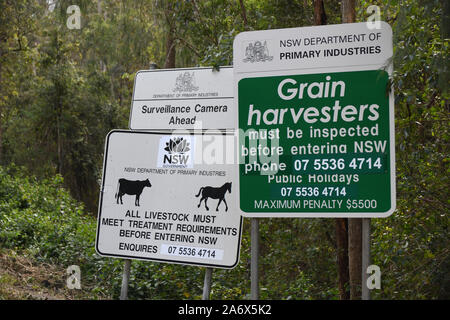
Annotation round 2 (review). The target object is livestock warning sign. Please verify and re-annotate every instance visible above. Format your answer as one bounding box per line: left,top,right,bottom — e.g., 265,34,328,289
129,67,234,130
233,22,395,218
95,130,242,268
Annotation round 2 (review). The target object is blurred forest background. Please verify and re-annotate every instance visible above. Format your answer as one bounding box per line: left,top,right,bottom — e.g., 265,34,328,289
0,0,448,299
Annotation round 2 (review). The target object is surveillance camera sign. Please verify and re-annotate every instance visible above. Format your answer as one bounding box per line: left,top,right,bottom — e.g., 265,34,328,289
129,67,234,130
233,22,395,218
96,130,242,268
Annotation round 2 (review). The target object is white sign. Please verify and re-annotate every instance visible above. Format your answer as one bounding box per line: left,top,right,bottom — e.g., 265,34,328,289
96,130,242,268
129,67,234,130
233,22,396,218
233,22,393,73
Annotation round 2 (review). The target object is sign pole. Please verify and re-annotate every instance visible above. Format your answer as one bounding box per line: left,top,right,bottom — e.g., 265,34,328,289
119,259,131,300
202,267,213,300
119,63,159,302
118,63,156,301
362,218,371,300
251,218,259,300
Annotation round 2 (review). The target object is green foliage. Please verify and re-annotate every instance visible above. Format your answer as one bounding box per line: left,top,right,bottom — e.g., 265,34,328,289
0,0,448,300
0,165,339,299
357,0,450,299
0,165,200,299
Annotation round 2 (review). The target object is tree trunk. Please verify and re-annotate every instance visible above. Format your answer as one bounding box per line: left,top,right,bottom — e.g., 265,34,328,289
165,30,176,68
341,0,361,300
164,3,176,69
313,0,349,300
0,66,2,164
348,218,362,299
341,0,355,23
443,0,450,39
335,218,350,299
313,0,327,25
56,103,63,175
239,0,248,29
0,106,3,164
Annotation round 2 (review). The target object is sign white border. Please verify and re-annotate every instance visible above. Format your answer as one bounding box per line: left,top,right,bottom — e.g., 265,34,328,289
233,22,396,218
129,66,234,130
95,130,243,269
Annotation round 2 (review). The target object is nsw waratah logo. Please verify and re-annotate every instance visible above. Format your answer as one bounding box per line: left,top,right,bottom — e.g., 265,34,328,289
164,137,190,154
158,136,194,168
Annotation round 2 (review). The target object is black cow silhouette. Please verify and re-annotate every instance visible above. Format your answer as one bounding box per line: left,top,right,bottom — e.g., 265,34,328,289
115,178,151,206
195,182,232,212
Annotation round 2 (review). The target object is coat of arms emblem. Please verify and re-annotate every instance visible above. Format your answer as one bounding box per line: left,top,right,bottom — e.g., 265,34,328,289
243,40,273,63
173,71,199,92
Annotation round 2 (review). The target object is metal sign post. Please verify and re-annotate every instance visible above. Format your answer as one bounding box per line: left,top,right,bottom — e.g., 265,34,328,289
119,259,131,300
250,218,259,300
362,218,371,300
117,64,159,301
202,267,213,300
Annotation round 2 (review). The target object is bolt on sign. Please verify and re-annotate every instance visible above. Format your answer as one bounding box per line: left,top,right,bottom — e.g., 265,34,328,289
129,67,234,130
96,130,242,268
233,22,395,218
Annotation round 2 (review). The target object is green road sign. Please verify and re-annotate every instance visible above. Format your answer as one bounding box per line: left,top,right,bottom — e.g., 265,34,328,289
234,22,395,217
237,69,395,217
